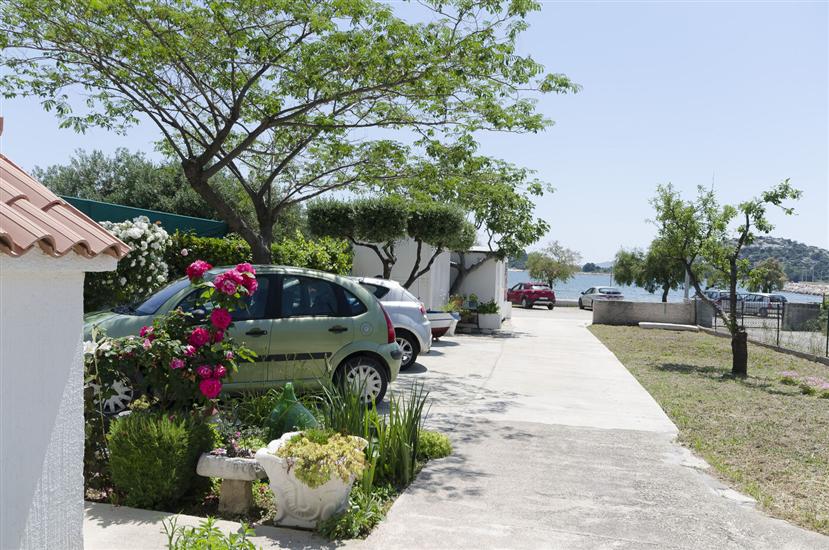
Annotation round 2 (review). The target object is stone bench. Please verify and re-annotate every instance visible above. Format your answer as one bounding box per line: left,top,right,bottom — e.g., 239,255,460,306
196,454,267,515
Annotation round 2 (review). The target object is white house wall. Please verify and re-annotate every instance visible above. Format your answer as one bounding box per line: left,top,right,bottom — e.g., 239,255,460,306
0,252,115,550
451,252,508,318
351,239,450,310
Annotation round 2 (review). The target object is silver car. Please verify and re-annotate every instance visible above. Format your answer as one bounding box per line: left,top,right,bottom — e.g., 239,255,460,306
352,277,432,369
578,287,624,310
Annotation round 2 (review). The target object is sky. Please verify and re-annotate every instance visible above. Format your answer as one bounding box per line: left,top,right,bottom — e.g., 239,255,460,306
1,1,827,262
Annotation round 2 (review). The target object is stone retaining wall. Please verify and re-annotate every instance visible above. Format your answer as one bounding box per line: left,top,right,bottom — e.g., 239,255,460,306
592,300,697,326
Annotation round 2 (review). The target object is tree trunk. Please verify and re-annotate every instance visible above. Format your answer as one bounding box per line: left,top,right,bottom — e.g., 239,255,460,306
731,330,748,377
661,284,670,302
449,252,488,295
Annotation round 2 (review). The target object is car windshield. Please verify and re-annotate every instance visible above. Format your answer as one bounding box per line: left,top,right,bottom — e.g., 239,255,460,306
530,285,550,290
132,278,192,315
359,282,391,299
598,288,621,294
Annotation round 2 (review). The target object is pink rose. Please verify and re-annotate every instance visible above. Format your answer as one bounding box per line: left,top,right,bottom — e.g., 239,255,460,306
210,308,232,330
196,365,213,379
183,345,196,357
186,260,212,281
180,248,189,257
199,378,222,399
170,358,185,370
224,350,234,360
241,274,258,294
188,327,211,348
214,270,244,295
235,263,255,274
214,365,228,379
212,330,225,344
142,338,152,350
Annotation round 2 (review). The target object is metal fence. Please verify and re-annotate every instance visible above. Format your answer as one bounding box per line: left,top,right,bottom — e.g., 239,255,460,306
711,297,829,358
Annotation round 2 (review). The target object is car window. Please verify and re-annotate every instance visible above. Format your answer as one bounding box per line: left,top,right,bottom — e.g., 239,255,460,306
599,288,621,295
530,284,550,290
134,278,192,315
281,276,340,317
343,288,368,316
585,288,594,294
359,282,391,300
176,277,270,321
510,284,521,291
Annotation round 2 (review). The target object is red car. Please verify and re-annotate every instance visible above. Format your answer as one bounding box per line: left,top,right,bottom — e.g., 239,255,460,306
507,282,556,310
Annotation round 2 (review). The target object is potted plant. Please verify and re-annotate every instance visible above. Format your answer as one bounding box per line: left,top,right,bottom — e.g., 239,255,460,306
255,429,367,528
477,300,501,330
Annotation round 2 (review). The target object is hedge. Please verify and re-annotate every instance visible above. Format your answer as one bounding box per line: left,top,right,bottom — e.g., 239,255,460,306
166,231,352,277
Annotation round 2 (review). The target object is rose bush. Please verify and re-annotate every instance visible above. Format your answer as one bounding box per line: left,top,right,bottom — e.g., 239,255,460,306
85,216,171,311
85,261,258,410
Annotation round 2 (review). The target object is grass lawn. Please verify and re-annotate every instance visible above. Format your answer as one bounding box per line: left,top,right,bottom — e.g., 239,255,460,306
589,325,829,535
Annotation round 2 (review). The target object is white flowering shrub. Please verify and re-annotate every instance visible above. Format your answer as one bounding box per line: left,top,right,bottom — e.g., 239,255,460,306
84,216,172,311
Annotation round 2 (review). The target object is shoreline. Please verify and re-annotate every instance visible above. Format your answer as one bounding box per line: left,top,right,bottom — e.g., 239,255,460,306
783,281,829,297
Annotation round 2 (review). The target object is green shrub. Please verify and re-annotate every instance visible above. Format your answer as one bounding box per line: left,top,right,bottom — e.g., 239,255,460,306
163,516,257,550
108,412,216,509
317,485,393,540
167,232,252,276
417,431,452,460
232,389,283,426
166,231,351,275
271,231,352,275
476,299,499,314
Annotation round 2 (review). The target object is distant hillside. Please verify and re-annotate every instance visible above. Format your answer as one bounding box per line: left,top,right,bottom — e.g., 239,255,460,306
741,236,829,282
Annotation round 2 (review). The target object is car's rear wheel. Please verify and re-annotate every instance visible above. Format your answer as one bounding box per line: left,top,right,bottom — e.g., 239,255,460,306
521,297,531,309
396,331,420,370
759,307,768,318
547,303,554,310
339,355,388,403
578,298,584,310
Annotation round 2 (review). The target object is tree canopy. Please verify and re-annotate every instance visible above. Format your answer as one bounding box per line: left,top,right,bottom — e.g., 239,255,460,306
612,240,686,302
1,0,578,261
525,241,581,288
650,180,800,376
745,257,788,293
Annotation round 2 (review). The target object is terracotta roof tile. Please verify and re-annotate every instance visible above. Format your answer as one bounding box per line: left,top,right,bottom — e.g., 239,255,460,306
0,154,130,259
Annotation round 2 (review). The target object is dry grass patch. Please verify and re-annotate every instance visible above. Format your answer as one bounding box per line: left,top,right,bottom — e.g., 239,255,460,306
589,325,829,535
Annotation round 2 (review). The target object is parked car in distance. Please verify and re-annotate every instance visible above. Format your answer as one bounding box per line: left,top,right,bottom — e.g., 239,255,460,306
702,289,745,310
743,292,787,317
84,266,402,411
507,282,556,309
578,287,623,310
352,277,431,370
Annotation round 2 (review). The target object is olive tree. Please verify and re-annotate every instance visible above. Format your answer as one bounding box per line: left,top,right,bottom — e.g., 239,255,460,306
525,241,581,289
651,181,800,376
613,239,686,302
0,0,578,262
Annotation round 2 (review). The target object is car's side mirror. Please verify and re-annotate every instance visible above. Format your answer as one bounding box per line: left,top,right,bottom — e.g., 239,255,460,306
580,291,585,295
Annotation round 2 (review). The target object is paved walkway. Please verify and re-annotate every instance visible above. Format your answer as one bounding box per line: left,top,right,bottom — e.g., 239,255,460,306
84,308,829,549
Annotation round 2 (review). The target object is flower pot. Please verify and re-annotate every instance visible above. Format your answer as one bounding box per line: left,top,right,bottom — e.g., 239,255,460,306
478,313,501,330
255,431,367,529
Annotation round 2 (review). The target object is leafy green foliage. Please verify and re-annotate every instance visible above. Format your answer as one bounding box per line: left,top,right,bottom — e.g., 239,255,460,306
613,239,686,302
0,0,577,260
417,431,452,460
744,258,788,293
33,149,226,219
165,232,351,276
526,241,581,288
163,516,258,550
317,485,394,540
276,430,367,489
108,412,216,509
476,300,499,314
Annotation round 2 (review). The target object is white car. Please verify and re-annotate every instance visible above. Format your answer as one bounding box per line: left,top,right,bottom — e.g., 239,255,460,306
578,287,624,310
353,277,431,369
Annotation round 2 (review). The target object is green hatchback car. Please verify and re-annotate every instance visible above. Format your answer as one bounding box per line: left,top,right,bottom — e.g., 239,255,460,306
84,266,402,405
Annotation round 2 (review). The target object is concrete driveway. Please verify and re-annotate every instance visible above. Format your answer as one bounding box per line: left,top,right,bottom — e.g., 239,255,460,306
85,308,828,549
357,307,829,550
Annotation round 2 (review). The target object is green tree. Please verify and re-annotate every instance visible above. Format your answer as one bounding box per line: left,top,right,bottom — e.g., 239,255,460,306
403,203,474,288
651,180,800,376
307,197,408,279
33,149,221,219
612,240,686,302
745,257,788,293
1,0,578,263
582,262,599,273
525,242,581,288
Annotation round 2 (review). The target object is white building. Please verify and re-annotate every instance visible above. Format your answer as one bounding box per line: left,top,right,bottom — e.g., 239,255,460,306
0,146,129,549
351,240,508,319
